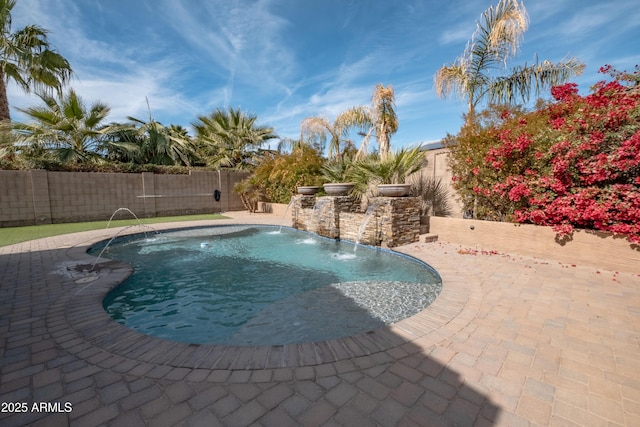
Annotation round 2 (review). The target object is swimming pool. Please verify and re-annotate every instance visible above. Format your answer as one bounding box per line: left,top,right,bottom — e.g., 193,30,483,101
95,225,441,346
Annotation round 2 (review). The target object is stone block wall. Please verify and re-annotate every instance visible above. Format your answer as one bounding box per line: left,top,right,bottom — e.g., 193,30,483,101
0,169,248,227
291,195,420,247
291,195,317,232
378,197,421,247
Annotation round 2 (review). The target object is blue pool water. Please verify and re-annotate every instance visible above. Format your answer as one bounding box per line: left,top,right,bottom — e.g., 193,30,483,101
95,225,441,345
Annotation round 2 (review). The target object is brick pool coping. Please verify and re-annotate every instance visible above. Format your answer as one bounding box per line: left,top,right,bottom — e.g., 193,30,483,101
50,220,470,371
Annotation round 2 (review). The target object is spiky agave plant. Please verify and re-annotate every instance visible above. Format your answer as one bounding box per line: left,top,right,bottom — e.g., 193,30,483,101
409,172,452,217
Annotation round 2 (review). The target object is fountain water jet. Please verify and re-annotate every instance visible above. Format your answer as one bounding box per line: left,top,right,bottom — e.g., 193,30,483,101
277,199,295,233
91,224,159,271
311,198,331,234
91,208,158,270
354,202,383,252
105,207,141,229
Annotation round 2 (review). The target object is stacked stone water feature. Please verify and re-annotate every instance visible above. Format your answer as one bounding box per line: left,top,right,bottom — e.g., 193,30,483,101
291,191,420,248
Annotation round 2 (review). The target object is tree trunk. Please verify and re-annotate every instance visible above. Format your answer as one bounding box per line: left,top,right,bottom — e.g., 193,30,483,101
378,125,390,160
0,69,11,122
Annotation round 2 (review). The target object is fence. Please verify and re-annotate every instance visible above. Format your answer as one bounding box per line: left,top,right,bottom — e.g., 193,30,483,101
0,169,249,227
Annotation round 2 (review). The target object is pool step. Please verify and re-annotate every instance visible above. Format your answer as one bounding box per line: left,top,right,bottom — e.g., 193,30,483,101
422,233,438,243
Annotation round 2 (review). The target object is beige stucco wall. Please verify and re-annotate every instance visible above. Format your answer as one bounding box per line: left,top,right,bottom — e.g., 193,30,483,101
429,216,640,273
421,147,464,218
0,169,248,227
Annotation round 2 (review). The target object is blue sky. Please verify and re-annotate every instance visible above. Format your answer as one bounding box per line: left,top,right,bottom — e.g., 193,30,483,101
8,0,640,150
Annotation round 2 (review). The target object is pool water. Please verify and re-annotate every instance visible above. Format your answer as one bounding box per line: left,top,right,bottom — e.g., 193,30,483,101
96,225,441,345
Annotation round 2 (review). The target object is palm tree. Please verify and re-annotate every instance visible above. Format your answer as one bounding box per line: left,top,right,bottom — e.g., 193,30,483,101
0,0,73,121
434,0,584,119
125,116,196,166
8,89,115,163
301,83,398,160
193,107,277,170
369,84,398,160
99,124,140,163
300,108,367,160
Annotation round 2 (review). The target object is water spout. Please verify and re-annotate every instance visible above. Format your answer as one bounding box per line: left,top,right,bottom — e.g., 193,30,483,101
91,208,157,270
311,198,330,235
354,202,383,252
91,224,158,271
278,199,295,232
105,207,141,229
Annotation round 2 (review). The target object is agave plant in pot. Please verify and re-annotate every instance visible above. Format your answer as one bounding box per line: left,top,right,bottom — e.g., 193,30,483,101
353,146,426,196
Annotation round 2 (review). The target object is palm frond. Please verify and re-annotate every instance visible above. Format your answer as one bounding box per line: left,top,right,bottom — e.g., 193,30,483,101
487,56,585,104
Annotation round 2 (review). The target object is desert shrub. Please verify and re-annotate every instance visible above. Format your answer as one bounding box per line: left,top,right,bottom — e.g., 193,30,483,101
248,145,325,204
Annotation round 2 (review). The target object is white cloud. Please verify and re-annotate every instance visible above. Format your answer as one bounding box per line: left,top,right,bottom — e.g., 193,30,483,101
439,26,472,46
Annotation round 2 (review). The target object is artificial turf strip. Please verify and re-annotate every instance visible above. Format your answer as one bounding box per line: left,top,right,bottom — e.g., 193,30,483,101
0,213,228,247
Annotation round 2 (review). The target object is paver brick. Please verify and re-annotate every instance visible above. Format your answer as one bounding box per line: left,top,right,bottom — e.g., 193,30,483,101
187,385,228,411
211,393,242,418
297,398,336,426
164,381,195,404
2,215,640,427
93,370,122,388
98,381,130,404
140,395,172,419
150,402,194,427
260,407,299,427
109,410,147,427
371,398,408,425
72,403,119,427
325,382,358,406
33,380,64,401
223,400,266,426
293,380,325,401
183,409,223,427
356,376,391,400
164,367,192,381
392,381,425,407
256,383,294,409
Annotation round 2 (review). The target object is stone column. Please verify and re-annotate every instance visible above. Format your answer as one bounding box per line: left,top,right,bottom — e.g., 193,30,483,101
376,196,420,247
292,195,316,231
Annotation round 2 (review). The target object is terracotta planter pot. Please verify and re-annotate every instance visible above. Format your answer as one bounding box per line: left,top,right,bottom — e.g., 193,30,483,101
297,186,320,195
323,183,354,196
377,183,411,197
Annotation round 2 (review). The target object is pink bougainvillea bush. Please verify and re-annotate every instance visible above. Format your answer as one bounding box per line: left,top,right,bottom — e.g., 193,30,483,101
447,65,640,243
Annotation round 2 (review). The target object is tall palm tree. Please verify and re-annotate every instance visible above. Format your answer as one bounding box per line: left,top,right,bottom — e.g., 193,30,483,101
300,83,397,160
125,116,196,166
8,89,114,163
193,107,277,170
434,0,583,119
0,0,73,121
370,83,398,160
99,124,141,163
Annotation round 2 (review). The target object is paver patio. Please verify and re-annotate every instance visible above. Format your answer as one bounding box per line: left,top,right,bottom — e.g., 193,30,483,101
1,211,639,426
